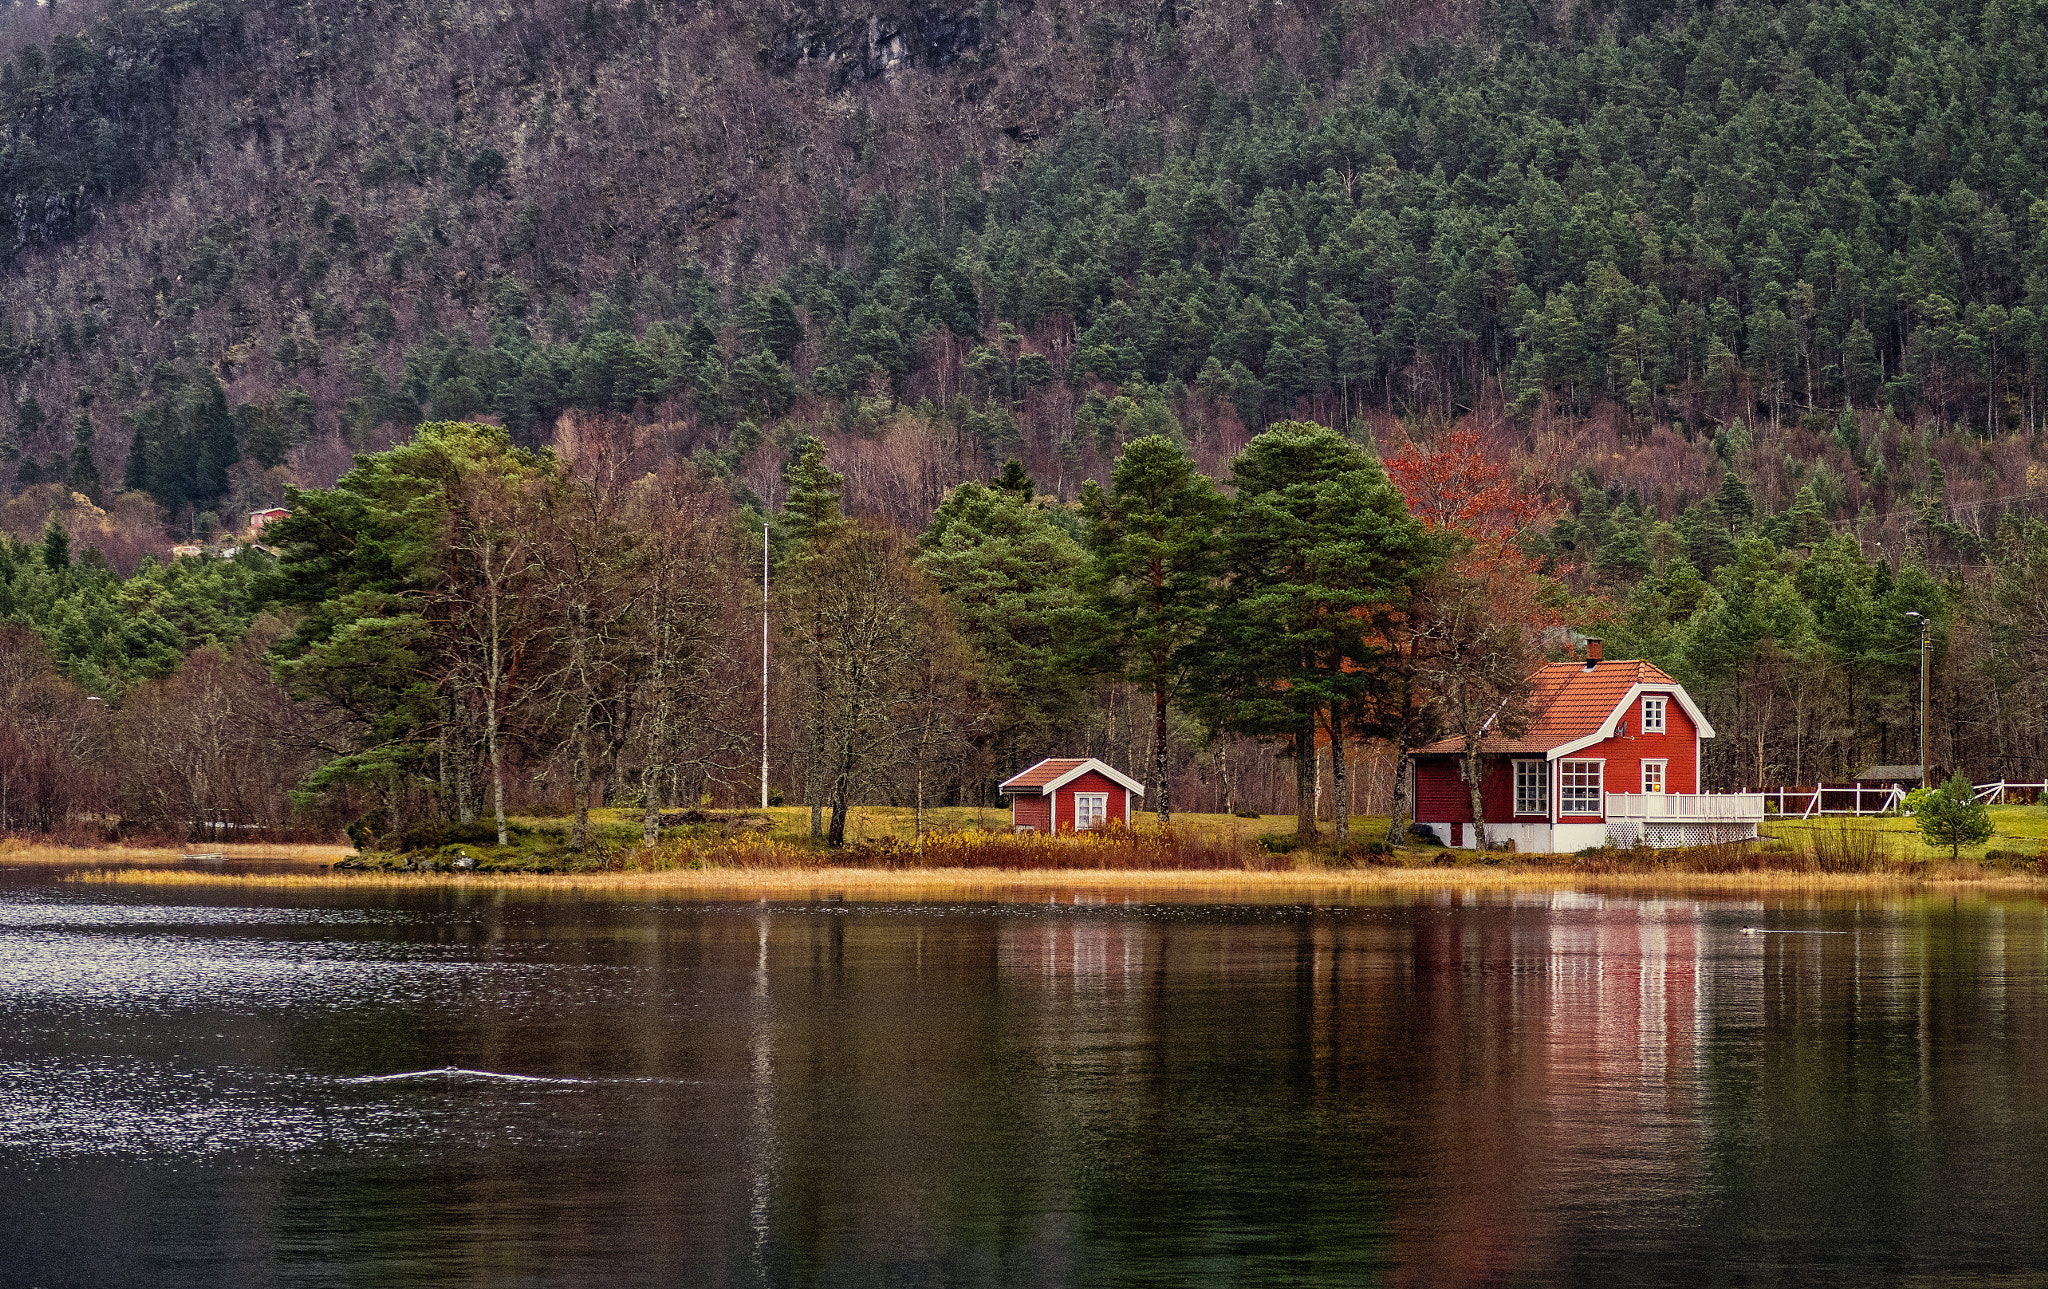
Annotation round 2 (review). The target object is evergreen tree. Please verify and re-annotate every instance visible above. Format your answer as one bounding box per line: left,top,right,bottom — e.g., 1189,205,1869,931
1191,421,1438,844
994,458,1034,499
918,481,1092,777
1716,471,1756,529
1915,771,1992,859
40,518,69,574
781,435,845,547
66,413,100,499
1083,435,1225,821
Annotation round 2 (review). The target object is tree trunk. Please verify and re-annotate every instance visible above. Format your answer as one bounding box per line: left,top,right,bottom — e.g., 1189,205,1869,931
1462,745,1488,851
1153,675,1171,824
1386,740,1412,847
1294,714,1319,844
641,759,665,847
1220,739,1233,816
1330,711,1349,844
828,759,853,848
486,578,509,848
570,728,591,851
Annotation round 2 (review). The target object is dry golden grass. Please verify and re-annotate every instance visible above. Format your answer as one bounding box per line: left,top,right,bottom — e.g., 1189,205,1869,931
59,861,2048,902
522,804,1313,847
0,838,351,864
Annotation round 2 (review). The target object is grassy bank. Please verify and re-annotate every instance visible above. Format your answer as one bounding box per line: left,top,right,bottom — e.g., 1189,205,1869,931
0,838,352,865
61,864,2048,902
14,804,2048,898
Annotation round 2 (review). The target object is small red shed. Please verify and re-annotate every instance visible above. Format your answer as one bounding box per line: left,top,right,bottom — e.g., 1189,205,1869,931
998,758,1145,833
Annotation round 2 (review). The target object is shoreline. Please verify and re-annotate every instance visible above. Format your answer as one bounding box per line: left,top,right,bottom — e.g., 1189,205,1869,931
42,860,2048,901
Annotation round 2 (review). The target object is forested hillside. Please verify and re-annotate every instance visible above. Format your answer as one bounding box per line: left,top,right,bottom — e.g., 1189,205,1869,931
7,0,2048,842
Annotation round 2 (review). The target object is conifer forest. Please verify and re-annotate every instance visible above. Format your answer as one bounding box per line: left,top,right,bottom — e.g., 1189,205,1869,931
4,0,2048,843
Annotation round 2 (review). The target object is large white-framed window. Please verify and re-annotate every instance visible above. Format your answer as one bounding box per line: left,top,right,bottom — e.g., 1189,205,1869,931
1641,695,1667,733
1641,759,1667,794
1559,760,1604,815
1514,761,1549,816
1073,793,1109,830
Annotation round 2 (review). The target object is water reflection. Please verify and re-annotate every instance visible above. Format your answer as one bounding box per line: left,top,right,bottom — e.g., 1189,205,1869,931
1,882,2046,1286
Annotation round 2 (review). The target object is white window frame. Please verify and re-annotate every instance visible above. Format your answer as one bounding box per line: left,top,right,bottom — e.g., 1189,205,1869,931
1641,759,1667,794
1641,695,1667,733
1514,760,1548,816
1073,792,1109,830
1559,759,1604,815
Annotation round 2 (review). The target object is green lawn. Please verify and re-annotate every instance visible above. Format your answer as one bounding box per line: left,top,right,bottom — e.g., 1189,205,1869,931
1763,802,2048,864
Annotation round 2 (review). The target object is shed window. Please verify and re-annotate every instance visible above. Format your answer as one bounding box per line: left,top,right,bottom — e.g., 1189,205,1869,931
1074,793,1109,829
1642,696,1667,733
1514,761,1548,816
1560,760,1603,814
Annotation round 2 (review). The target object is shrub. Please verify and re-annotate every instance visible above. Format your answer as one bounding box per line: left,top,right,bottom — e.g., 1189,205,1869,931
838,823,1274,871
1914,773,1993,859
1805,821,1891,872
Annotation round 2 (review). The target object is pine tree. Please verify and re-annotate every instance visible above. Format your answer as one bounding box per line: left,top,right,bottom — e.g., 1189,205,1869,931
1084,435,1225,822
41,517,70,573
67,413,100,500
994,458,1034,499
1716,471,1756,529
781,435,844,547
1191,421,1439,844
1915,772,1992,859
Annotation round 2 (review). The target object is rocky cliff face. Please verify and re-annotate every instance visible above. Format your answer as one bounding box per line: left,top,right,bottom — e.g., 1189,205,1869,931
765,2,985,86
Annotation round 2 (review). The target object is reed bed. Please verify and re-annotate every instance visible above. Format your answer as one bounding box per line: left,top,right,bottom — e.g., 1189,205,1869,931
0,838,351,864
60,863,2048,902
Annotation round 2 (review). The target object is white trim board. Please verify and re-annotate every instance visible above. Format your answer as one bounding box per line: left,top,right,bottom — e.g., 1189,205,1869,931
1548,683,1717,758
998,757,1148,798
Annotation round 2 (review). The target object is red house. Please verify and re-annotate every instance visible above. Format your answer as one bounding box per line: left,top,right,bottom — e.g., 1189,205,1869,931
1411,640,1761,852
999,758,1145,833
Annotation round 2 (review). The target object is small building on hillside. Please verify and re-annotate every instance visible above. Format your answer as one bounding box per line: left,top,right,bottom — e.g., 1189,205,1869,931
999,758,1144,833
1412,640,1763,851
247,507,290,538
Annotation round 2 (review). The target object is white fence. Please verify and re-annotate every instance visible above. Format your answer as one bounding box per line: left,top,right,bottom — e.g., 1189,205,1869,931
1607,792,1767,822
1760,780,2048,817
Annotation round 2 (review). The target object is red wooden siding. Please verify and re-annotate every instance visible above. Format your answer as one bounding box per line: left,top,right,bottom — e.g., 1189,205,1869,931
1012,794,1052,832
1573,696,1699,805
1416,694,1701,824
1413,756,1516,823
1051,771,1129,831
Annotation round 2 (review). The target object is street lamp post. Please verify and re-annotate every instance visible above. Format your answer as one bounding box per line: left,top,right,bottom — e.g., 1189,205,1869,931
1906,612,1930,788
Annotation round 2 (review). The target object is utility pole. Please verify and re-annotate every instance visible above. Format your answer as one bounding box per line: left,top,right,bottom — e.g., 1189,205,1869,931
761,521,770,812
1907,611,1930,787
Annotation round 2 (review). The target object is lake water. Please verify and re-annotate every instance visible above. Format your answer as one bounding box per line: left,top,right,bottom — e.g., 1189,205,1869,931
2,871,2046,1287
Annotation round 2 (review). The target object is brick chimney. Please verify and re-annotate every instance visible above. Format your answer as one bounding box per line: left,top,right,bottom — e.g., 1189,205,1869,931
1584,638,1603,668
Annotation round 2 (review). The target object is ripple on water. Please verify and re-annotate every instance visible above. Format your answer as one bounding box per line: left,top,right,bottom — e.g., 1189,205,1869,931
0,1059,667,1160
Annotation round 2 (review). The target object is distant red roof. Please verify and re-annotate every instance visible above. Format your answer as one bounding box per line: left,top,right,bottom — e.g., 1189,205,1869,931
998,757,1146,797
1416,659,1704,756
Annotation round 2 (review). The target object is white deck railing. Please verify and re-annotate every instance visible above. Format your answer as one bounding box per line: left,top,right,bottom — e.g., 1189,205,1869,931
1605,792,1766,822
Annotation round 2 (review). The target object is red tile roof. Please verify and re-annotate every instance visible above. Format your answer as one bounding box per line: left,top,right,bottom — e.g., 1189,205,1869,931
1416,659,1683,756
999,758,1091,791
998,757,1146,796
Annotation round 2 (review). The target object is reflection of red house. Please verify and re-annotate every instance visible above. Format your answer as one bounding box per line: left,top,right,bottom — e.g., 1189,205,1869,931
1413,640,1760,852
998,758,1144,833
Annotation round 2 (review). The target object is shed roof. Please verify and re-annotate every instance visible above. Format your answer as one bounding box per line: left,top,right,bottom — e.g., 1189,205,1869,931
1852,764,1924,781
998,757,1146,797
1415,658,1709,757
